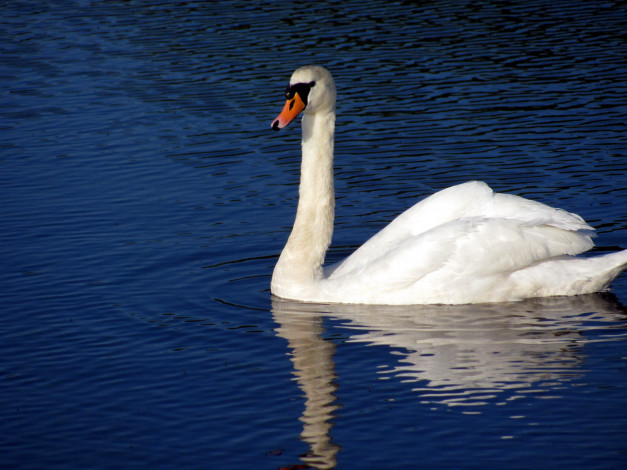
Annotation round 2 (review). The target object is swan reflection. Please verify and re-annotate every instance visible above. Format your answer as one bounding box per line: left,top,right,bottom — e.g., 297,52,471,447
273,294,627,468
273,310,341,469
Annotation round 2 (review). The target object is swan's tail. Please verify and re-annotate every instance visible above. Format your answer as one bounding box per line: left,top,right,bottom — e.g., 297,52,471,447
513,249,627,298
586,250,627,292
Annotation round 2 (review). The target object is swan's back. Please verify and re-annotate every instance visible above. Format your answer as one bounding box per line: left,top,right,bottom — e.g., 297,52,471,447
328,181,592,278
322,181,625,305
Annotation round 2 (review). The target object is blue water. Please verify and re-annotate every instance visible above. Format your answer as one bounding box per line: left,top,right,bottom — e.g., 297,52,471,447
2,1,627,468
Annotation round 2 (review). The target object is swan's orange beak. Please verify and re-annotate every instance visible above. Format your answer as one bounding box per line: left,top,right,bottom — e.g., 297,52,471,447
271,92,306,130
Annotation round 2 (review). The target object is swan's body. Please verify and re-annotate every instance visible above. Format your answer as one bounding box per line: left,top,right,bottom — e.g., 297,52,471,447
270,66,627,305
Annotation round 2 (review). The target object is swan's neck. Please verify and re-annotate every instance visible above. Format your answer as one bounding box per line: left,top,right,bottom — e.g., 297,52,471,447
272,111,335,295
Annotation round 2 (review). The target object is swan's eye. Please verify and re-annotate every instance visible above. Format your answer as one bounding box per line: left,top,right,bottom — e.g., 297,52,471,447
285,82,313,105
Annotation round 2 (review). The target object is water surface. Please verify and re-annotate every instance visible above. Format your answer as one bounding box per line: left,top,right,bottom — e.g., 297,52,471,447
2,1,627,468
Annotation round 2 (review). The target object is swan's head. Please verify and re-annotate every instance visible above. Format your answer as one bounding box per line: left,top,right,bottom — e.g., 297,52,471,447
271,65,336,130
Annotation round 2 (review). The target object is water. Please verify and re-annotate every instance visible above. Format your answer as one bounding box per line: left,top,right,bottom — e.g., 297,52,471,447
2,0,627,468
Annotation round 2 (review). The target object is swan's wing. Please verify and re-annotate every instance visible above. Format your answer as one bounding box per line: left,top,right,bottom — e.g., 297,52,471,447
326,215,594,301
328,181,593,279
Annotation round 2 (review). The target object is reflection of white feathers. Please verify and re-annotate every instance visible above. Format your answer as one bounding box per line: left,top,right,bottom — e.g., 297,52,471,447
271,66,627,304
273,295,627,407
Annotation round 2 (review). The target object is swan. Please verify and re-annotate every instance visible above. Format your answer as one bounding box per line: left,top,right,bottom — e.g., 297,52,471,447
270,65,627,305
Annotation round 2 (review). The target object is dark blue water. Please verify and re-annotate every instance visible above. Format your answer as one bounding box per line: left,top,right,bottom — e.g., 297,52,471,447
2,1,627,468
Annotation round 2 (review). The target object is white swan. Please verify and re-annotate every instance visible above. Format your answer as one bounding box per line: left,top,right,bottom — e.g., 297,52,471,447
270,65,627,305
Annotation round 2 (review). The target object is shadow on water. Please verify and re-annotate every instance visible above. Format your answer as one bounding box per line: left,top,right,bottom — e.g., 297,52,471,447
272,294,627,469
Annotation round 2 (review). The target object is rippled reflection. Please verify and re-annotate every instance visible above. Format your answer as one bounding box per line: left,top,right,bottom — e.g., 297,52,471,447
273,312,340,469
273,294,627,467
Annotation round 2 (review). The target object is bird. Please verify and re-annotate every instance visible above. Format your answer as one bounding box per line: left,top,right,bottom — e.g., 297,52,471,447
270,65,627,305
